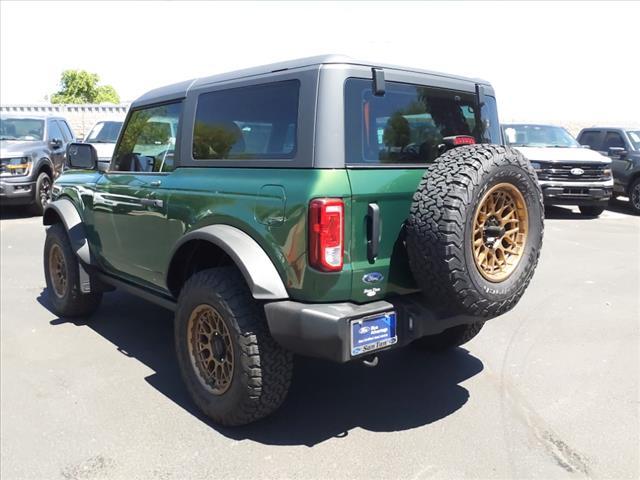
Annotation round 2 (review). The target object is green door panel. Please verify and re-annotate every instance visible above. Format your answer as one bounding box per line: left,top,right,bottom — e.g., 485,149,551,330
92,173,178,287
347,168,423,303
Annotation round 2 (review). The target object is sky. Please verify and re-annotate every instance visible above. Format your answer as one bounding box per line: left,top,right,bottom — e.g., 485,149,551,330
1,1,639,125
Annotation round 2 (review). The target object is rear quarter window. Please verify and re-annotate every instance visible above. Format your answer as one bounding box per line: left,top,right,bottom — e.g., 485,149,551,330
193,80,300,160
345,78,499,165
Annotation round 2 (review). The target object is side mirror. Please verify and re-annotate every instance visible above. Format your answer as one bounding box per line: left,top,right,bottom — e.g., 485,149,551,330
50,138,63,149
66,142,98,170
608,146,627,157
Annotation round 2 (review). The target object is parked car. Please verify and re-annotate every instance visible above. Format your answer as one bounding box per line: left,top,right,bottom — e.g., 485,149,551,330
577,127,640,215
502,123,612,217
0,114,75,214
42,55,544,426
84,120,123,171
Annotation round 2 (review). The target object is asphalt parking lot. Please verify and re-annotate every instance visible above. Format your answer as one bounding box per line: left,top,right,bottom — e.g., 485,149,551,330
1,203,638,480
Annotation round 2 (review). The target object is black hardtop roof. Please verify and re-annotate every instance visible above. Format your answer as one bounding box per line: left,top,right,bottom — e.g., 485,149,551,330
131,54,491,108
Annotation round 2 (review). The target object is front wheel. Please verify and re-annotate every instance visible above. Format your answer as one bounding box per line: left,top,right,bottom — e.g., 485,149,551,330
43,223,102,317
31,171,52,216
629,178,640,215
579,205,605,217
174,267,293,426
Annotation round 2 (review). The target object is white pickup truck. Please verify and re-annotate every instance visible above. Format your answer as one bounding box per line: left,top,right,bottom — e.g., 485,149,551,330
502,123,612,217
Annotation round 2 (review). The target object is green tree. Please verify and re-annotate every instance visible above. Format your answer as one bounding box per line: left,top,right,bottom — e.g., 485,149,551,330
51,70,120,104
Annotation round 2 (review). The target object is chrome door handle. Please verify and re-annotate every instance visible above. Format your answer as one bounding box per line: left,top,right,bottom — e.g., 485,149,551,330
140,198,164,208
149,180,162,187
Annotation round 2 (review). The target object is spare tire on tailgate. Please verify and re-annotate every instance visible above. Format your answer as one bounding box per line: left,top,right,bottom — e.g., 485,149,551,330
406,144,544,318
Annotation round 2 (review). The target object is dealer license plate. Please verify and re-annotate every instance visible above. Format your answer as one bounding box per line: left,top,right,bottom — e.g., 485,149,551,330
350,312,397,357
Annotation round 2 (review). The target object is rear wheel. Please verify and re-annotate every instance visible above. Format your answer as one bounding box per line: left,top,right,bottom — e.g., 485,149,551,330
413,322,484,352
406,145,544,318
43,223,102,317
579,205,605,217
175,267,293,426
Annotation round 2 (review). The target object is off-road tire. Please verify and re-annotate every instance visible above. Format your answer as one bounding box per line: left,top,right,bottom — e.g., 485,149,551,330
629,177,640,215
579,205,605,217
406,144,544,317
175,267,293,426
413,322,484,352
31,171,52,216
43,223,102,317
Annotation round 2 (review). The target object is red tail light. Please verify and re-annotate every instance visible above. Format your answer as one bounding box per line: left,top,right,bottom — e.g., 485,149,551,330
452,135,476,146
309,198,344,272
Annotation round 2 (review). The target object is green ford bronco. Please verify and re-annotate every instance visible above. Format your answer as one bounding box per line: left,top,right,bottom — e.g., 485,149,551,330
42,55,544,426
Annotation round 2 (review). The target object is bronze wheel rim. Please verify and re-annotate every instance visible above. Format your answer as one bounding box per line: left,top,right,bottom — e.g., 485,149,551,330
472,183,528,282
48,244,68,298
187,304,234,395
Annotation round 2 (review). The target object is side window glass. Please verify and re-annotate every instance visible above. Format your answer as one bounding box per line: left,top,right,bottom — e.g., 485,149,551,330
579,131,602,150
193,80,299,160
48,120,63,142
603,132,625,151
55,121,68,142
112,102,182,172
58,120,74,142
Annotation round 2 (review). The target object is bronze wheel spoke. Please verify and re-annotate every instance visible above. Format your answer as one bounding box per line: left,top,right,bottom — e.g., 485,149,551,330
187,304,235,395
472,183,529,282
48,244,68,298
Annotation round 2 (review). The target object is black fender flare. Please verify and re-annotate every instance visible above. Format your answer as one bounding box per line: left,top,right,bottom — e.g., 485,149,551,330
42,198,92,265
167,224,289,300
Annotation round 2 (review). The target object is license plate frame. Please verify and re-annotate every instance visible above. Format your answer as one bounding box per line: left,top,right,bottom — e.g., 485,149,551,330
350,311,397,357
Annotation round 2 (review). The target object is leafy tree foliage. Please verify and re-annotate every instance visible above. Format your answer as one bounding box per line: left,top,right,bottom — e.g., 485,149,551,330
51,70,120,104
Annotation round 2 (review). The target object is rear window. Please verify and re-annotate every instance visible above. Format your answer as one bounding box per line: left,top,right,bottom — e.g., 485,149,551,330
193,80,299,160
345,78,500,165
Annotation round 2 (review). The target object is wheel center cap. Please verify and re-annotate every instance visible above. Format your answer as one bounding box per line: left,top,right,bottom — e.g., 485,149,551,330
211,334,226,361
483,217,505,247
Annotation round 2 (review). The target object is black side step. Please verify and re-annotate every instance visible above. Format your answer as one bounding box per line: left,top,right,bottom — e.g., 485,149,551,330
96,273,177,312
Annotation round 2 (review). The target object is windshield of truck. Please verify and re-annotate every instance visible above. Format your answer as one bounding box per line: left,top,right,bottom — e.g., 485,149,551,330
344,78,501,165
86,121,123,143
626,130,640,151
0,118,44,141
503,124,580,148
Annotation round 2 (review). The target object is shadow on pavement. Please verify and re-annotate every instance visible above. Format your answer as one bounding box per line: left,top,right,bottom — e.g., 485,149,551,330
544,205,594,220
39,288,484,447
606,198,637,216
0,205,38,220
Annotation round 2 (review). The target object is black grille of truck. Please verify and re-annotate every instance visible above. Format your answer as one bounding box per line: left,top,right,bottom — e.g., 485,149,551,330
540,163,609,182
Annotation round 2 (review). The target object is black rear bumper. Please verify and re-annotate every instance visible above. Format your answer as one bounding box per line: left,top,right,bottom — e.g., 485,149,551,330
264,294,487,363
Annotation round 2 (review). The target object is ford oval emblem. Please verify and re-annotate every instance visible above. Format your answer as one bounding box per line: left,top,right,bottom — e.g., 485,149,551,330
571,168,585,176
362,272,384,284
